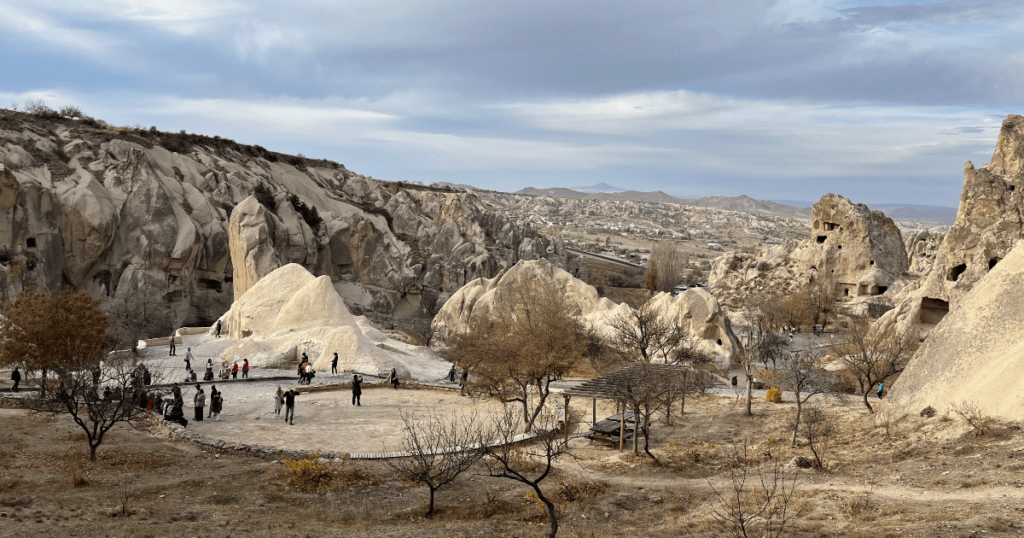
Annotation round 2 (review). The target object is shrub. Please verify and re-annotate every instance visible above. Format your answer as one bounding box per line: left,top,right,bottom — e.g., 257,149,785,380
765,387,783,403
282,451,334,493
920,406,936,418
253,183,277,212
288,193,323,229
951,401,991,436
58,105,83,119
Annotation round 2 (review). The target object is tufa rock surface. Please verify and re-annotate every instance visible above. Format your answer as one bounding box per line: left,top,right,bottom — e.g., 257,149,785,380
879,239,1024,422
874,115,1024,342
709,194,907,323
433,258,742,366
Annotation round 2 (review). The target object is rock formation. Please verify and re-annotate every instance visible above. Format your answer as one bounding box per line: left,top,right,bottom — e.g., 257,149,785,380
217,263,445,379
708,194,907,323
874,115,1024,341
433,258,742,366
0,110,563,330
879,239,1024,422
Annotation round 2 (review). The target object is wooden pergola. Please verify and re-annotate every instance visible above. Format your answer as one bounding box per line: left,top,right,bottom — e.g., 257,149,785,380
556,363,691,451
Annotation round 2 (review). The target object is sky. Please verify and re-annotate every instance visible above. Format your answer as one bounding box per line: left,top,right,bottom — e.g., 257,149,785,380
1,0,1022,207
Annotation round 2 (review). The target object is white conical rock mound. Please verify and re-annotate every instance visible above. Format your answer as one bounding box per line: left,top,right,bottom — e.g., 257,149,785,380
216,263,412,378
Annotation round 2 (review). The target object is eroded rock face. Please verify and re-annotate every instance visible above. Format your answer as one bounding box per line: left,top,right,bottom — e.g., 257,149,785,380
709,194,907,323
433,258,742,366
874,115,1024,341
229,196,280,301
880,239,1024,422
0,111,563,329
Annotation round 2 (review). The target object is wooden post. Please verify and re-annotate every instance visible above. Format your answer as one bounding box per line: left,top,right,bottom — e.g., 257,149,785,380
563,395,571,444
592,398,597,425
618,400,625,452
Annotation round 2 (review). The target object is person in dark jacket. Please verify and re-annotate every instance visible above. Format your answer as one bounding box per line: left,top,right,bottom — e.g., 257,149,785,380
169,331,176,356
10,367,21,392
460,370,470,396
351,375,362,406
386,368,400,390
283,388,299,425
169,399,187,427
208,386,218,418
242,359,250,379
331,353,339,375
448,365,456,383
193,385,205,422
215,320,222,338
210,387,223,421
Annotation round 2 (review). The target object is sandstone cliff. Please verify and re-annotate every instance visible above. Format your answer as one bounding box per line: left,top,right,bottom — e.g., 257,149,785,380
873,115,1024,341
708,194,907,324
0,110,563,329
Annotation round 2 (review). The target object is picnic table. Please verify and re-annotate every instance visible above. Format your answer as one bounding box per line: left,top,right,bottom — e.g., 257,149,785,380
584,411,646,444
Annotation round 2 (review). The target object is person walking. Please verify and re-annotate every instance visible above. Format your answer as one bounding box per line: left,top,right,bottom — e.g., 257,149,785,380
331,353,339,375
448,365,456,383
231,362,238,380
460,370,470,396
242,359,250,379
210,387,223,421
169,331,177,356
283,388,298,425
386,368,400,390
351,375,362,406
10,367,20,392
215,320,222,338
193,385,205,422
274,386,284,417
184,347,194,370
877,382,884,399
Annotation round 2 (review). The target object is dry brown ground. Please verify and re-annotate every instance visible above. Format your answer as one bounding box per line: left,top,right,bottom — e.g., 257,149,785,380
3,391,1024,538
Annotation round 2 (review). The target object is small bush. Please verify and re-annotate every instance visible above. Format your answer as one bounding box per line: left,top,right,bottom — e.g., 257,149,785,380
288,193,323,229
282,451,333,493
58,105,83,119
920,406,936,418
765,387,783,403
951,401,992,436
253,183,277,212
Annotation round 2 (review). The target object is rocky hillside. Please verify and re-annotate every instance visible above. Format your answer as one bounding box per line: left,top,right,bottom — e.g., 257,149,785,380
514,187,812,218
0,110,563,331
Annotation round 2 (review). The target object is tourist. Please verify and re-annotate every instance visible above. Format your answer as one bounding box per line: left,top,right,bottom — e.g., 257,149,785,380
169,331,176,356
169,399,187,428
185,347,194,370
210,386,223,421
274,386,284,417
242,359,250,379
877,382,884,399
215,320,222,338
208,386,218,418
331,353,339,375
193,384,205,422
351,375,362,406
448,365,456,383
231,362,238,379
283,388,299,425
460,370,470,396
143,367,151,386
187,368,197,383
172,384,182,402
10,367,20,392
386,368,399,390
204,366,214,381
206,358,213,370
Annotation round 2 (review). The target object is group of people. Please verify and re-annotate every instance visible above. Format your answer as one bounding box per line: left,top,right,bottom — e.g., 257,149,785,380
274,386,300,424
161,382,225,427
448,365,470,396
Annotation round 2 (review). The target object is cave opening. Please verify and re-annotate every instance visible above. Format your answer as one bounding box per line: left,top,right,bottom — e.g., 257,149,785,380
816,236,827,244
989,258,1000,270
947,263,967,281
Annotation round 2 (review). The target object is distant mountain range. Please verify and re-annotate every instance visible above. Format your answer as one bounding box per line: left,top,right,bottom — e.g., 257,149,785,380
515,187,811,218
772,200,958,225
512,187,958,224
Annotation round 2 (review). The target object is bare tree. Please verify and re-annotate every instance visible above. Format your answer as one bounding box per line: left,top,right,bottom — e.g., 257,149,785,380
738,327,789,417
27,356,157,460
479,408,573,538
446,276,588,433
708,443,800,538
608,362,685,460
803,273,839,331
778,344,833,447
836,319,912,413
606,298,688,363
645,242,689,292
103,280,174,356
798,405,836,468
383,410,481,517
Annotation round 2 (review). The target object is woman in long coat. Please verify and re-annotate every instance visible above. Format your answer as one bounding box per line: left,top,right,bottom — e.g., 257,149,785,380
210,386,223,421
